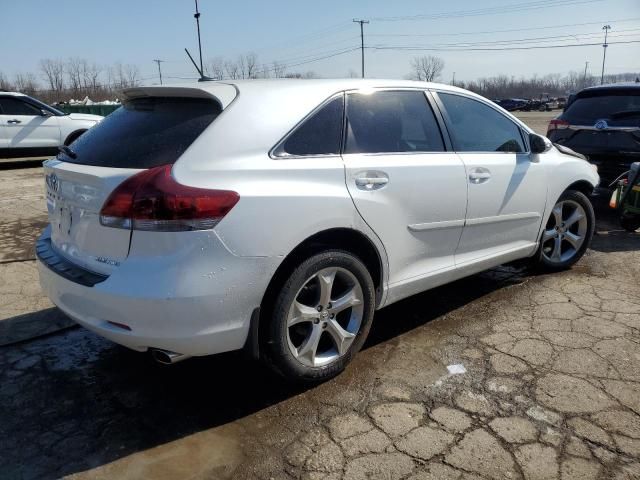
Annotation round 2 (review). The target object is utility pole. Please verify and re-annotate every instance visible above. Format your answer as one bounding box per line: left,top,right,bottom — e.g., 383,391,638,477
601,25,611,85
353,19,369,78
451,72,456,86
583,61,589,88
194,0,204,78
153,59,165,85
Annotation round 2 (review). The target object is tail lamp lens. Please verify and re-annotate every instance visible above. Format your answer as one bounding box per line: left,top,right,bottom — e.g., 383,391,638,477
547,119,569,135
99,165,239,232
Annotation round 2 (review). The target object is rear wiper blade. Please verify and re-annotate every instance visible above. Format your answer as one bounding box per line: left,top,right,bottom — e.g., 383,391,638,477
609,109,640,119
58,145,77,159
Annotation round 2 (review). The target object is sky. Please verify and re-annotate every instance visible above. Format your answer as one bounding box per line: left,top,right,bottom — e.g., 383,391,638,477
2,0,640,86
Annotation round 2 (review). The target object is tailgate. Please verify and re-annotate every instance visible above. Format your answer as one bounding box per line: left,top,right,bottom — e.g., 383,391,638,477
44,159,139,276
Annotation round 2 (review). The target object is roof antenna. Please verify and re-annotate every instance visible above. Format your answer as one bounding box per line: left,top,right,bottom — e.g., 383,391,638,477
185,0,213,81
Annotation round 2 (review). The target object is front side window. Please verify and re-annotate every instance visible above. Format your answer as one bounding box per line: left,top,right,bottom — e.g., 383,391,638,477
439,93,525,153
345,90,444,154
274,95,344,157
0,97,42,116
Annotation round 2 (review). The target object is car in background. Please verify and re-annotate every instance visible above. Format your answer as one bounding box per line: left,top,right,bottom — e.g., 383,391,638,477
547,83,640,186
495,98,528,111
557,97,567,109
0,92,103,159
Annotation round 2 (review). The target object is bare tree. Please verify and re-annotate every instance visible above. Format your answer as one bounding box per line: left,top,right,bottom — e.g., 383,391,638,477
40,58,65,92
245,53,258,79
0,72,13,91
272,61,286,78
82,62,102,93
207,57,225,80
409,55,445,82
14,73,38,96
67,57,84,94
224,60,241,80
111,62,140,89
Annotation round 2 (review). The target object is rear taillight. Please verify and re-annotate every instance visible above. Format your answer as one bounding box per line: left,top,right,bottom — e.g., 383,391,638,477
99,165,239,232
547,119,569,135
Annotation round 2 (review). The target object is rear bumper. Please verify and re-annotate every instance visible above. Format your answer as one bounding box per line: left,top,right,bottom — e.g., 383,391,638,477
37,228,279,356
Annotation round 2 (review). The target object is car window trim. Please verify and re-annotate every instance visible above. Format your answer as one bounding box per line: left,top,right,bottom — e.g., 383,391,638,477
270,92,345,160
342,87,449,156
431,90,532,155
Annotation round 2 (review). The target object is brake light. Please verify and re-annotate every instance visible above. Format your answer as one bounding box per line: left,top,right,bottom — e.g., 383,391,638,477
547,119,569,135
99,165,239,231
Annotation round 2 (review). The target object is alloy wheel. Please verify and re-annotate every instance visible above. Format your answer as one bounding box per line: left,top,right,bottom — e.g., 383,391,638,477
286,267,364,367
541,199,588,264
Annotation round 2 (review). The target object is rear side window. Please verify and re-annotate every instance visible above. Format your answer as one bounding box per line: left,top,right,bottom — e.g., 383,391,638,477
563,89,640,127
0,97,42,115
345,91,444,154
274,95,344,157
58,97,221,168
439,93,525,153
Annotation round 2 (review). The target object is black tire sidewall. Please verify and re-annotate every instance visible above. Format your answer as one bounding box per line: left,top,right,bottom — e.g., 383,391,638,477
535,189,595,270
266,250,375,382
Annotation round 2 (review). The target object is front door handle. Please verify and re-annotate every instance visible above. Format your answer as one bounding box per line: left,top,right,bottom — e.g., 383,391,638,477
469,167,491,184
355,177,389,190
7,119,21,124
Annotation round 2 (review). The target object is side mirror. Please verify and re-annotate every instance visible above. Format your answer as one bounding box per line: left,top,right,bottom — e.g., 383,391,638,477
529,132,549,154
40,109,52,117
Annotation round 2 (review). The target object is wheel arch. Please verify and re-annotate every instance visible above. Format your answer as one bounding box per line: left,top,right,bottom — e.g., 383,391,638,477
245,227,386,360
566,180,595,197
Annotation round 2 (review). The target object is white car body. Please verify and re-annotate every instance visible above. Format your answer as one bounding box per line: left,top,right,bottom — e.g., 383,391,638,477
0,92,102,158
36,79,598,362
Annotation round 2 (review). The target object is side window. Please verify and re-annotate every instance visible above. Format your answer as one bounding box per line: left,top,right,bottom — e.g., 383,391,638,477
0,98,42,116
275,95,344,156
438,93,525,153
344,91,444,154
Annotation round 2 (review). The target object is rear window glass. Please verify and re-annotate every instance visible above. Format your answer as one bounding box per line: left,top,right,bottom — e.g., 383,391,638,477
563,89,640,126
58,97,221,168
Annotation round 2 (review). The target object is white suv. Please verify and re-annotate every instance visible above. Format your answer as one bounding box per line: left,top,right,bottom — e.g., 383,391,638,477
37,80,598,382
0,92,102,158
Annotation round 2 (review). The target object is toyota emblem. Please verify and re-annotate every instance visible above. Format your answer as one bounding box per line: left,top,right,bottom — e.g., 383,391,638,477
594,119,608,130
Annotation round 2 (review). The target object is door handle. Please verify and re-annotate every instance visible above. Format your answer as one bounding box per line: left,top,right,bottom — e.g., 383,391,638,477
7,119,21,124
468,168,491,184
355,177,389,190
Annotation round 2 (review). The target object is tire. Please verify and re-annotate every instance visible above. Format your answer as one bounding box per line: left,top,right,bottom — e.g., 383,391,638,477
621,214,640,232
264,250,375,383
532,190,595,271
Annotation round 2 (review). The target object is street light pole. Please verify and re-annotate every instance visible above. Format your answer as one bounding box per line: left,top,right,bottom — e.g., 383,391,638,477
153,59,164,85
601,25,611,85
583,61,589,88
353,19,369,78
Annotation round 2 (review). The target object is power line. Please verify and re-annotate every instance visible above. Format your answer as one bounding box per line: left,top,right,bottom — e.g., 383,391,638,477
371,0,604,21
368,39,640,52
353,19,370,78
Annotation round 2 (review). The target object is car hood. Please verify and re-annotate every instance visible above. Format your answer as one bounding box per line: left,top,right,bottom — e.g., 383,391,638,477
67,113,103,122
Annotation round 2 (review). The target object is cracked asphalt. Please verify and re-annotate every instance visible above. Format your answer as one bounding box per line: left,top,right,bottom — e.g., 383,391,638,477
1,141,639,479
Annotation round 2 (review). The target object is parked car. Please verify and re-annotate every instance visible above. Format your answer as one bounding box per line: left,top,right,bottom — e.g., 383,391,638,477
557,97,567,109
496,98,528,111
37,79,598,382
0,92,103,159
547,82,640,186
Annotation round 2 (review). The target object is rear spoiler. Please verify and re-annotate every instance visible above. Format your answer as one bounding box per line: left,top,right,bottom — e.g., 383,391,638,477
121,84,237,109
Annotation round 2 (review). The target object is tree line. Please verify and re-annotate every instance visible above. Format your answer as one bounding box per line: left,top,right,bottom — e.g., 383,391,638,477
1,54,638,105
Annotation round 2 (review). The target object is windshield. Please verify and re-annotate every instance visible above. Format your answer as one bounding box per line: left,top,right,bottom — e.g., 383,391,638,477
57,97,222,168
563,89,640,127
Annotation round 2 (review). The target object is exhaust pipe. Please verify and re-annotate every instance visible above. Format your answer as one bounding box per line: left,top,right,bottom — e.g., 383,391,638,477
150,348,191,365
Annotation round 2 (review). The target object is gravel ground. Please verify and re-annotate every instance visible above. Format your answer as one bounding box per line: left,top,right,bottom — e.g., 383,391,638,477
1,126,639,480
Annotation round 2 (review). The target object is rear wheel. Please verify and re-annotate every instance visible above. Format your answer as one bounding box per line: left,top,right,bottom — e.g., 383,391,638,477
265,250,375,383
533,190,595,271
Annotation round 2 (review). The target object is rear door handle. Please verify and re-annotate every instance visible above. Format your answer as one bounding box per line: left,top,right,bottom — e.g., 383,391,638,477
468,167,491,184
7,119,21,124
355,177,389,190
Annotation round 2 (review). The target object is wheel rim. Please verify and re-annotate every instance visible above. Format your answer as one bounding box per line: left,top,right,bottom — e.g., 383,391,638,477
541,199,588,264
286,267,364,368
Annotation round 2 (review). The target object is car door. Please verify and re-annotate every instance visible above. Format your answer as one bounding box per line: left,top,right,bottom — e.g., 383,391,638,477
342,89,468,303
433,91,547,269
0,96,61,153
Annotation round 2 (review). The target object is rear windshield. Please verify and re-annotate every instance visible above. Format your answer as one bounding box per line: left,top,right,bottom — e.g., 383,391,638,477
58,97,222,168
563,89,640,127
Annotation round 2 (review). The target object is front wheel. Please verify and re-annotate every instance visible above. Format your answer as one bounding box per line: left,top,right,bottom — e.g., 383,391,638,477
265,250,375,383
532,190,595,271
